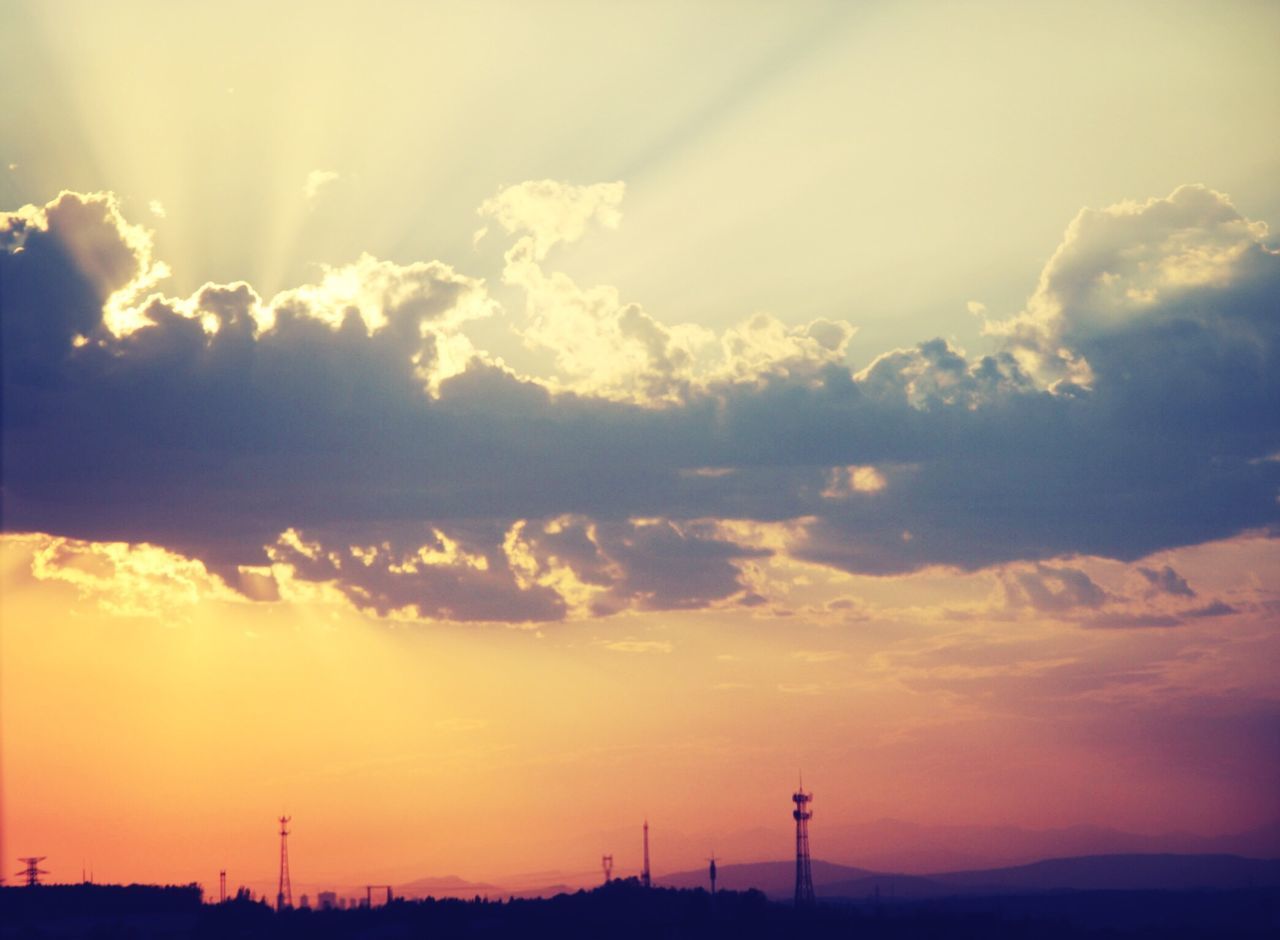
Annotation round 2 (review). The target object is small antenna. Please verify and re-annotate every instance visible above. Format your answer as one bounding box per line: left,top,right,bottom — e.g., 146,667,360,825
641,819,651,888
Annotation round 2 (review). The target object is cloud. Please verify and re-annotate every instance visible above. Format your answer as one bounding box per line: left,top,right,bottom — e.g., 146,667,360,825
1083,612,1184,630
304,169,340,202
1183,600,1237,619
602,638,673,654
485,180,858,404
23,533,239,617
822,464,887,499
791,650,847,663
1004,565,1110,613
1137,564,1196,598
3,183,1279,622
478,179,624,260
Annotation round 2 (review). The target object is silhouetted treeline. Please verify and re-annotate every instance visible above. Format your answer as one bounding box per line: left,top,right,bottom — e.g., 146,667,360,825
0,882,202,917
2,877,1277,939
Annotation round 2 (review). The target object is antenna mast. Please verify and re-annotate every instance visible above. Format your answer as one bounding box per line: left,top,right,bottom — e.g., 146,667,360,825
276,816,293,910
641,820,651,888
792,779,815,907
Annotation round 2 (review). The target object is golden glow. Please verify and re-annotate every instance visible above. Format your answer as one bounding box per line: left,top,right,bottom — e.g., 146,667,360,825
4,533,1277,889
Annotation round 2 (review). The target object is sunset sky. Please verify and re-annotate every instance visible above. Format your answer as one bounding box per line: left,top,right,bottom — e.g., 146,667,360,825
2,0,1278,895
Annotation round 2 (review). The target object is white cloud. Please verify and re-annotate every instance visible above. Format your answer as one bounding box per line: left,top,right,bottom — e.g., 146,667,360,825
988,184,1278,388
822,465,887,499
304,169,340,202
479,179,624,260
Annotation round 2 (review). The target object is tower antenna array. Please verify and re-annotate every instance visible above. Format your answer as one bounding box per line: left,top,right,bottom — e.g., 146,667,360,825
276,816,293,910
792,779,815,907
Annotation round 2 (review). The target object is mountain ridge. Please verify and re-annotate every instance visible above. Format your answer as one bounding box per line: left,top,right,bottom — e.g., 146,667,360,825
658,852,1280,900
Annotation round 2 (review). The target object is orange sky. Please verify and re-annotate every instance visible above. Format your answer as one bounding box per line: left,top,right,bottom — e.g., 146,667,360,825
4,531,1277,891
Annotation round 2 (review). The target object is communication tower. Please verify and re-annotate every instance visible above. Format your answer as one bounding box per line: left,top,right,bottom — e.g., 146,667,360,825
708,853,718,895
601,854,613,883
276,816,293,910
792,780,815,907
219,869,227,903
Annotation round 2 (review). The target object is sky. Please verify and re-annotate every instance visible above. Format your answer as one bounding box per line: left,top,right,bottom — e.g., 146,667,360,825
2,0,1279,894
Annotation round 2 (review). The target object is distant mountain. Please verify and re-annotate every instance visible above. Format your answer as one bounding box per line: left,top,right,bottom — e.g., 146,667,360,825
924,853,1280,894
822,817,1280,873
660,853,1280,901
393,874,501,899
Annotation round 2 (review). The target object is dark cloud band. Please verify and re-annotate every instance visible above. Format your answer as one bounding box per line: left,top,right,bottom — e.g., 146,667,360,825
3,186,1278,621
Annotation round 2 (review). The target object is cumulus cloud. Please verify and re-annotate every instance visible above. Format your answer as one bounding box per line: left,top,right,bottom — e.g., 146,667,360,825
3,183,1279,622
988,184,1279,393
478,179,625,260
484,179,860,404
23,534,240,617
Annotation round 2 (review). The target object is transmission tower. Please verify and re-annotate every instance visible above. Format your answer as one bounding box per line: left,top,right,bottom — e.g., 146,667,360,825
792,780,815,907
219,869,227,903
708,853,718,895
276,816,293,910
641,820,651,888
16,857,48,887
601,854,613,884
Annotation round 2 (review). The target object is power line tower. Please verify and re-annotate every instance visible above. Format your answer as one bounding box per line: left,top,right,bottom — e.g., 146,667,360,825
641,820,651,888
708,853,718,895
601,854,613,884
792,780,815,907
276,816,293,911
219,869,227,903
16,857,48,887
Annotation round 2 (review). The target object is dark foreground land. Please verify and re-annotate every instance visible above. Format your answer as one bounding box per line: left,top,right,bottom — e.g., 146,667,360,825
2,879,1277,939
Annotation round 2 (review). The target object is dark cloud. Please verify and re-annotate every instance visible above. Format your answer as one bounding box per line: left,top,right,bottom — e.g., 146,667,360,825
1083,612,1185,630
1004,565,1110,613
1183,600,1238,619
1138,565,1196,598
3,185,1279,621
